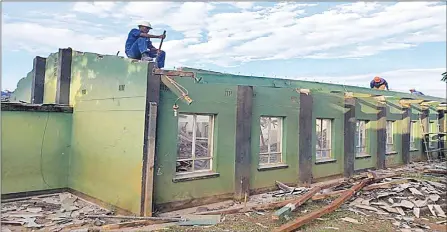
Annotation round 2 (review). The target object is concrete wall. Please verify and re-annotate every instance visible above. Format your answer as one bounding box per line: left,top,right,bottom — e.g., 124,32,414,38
1,110,72,194
67,52,149,214
354,98,379,171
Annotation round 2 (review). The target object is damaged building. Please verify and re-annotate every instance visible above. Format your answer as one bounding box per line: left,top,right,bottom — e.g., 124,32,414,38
2,48,446,219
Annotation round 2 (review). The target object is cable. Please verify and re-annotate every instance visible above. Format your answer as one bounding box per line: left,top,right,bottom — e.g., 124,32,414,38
40,111,52,188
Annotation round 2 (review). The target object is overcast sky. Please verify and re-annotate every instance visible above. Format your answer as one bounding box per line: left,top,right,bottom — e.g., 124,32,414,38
1,1,446,98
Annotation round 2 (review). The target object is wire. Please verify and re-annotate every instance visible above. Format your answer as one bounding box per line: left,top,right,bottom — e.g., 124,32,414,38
40,111,52,188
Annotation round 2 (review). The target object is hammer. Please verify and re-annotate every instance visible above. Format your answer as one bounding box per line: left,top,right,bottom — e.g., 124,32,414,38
155,30,166,68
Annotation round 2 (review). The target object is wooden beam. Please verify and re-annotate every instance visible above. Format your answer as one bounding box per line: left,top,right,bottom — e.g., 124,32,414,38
31,56,46,104
299,93,313,184
377,104,386,169
140,62,160,216
234,85,253,201
344,97,356,177
402,108,411,164
153,69,195,77
55,48,73,105
160,75,193,105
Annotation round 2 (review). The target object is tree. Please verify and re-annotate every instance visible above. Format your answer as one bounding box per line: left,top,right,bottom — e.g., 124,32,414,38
442,72,447,82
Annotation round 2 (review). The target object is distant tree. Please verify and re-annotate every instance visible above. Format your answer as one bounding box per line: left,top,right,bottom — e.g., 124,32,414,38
442,71,447,82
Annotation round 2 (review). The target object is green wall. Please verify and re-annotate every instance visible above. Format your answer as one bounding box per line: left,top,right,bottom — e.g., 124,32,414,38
154,78,237,205
250,86,300,189
67,52,149,214
354,98,379,171
312,92,345,179
1,111,72,194
384,100,404,167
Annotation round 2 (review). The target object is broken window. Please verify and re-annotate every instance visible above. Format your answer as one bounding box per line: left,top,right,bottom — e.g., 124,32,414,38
259,116,283,166
410,121,417,150
386,121,395,153
355,120,368,156
176,114,214,174
316,118,332,161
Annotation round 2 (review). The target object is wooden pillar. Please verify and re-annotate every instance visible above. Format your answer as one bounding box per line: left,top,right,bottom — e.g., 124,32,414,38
55,48,73,105
234,85,253,201
343,97,356,177
140,62,160,216
298,93,313,184
438,110,445,158
376,104,386,169
401,107,411,164
31,56,46,104
421,109,429,154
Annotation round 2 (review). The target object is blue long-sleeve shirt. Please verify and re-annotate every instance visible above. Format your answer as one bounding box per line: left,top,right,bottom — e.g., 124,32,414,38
411,90,424,96
370,78,389,90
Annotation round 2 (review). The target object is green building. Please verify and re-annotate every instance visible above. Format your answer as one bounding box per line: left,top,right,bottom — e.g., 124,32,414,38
2,48,446,216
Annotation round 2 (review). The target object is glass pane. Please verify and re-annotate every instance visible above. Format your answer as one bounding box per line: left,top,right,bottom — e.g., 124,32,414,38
316,119,322,150
259,154,269,164
269,118,281,152
177,114,193,159
268,153,281,163
316,151,322,160
176,160,192,173
322,150,330,159
195,115,211,158
260,117,269,153
322,119,330,149
194,159,211,171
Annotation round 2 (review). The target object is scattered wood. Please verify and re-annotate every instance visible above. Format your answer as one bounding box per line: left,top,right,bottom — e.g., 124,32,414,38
84,215,183,222
272,186,322,221
99,219,170,230
423,169,447,175
276,181,293,192
272,177,373,232
312,189,349,201
363,179,409,191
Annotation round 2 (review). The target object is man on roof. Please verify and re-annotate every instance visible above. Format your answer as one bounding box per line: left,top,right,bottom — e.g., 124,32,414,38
409,88,424,96
370,76,389,90
125,21,166,68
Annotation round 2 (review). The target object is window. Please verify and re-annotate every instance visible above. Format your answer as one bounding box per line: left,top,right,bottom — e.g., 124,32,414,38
176,114,214,174
429,121,439,148
386,121,395,153
316,118,332,161
410,121,417,150
259,116,283,166
355,120,369,156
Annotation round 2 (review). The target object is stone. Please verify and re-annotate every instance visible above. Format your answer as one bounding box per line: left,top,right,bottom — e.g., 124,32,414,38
428,194,440,202
413,207,420,218
409,188,423,196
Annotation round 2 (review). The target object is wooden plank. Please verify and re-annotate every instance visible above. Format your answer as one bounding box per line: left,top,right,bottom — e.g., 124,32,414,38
31,56,46,104
234,85,253,201
153,69,195,77
344,97,356,177
299,93,313,184
363,179,409,191
140,62,160,217
160,75,193,105
55,48,73,105
312,189,349,201
402,108,411,164
273,178,373,232
272,186,321,221
377,104,386,169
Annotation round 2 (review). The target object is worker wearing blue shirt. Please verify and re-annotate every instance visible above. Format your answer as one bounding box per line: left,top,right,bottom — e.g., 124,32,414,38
125,21,166,68
409,88,424,95
370,76,389,90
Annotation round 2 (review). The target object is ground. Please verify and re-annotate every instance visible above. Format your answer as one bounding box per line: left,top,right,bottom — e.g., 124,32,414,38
2,161,446,232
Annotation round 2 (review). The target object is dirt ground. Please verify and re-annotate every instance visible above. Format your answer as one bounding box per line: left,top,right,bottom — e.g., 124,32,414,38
2,161,446,232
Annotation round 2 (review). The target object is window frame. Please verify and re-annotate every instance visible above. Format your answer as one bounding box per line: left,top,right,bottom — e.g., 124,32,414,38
355,120,369,157
315,118,333,161
176,113,215,175
386,120,395,153
259,116,284,167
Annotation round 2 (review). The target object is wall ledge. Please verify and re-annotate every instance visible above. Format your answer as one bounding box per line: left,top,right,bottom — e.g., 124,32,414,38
172,172,220,183
1,102,73,113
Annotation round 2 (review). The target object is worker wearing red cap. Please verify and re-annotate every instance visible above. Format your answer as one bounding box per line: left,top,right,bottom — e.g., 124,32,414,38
370,76,389,90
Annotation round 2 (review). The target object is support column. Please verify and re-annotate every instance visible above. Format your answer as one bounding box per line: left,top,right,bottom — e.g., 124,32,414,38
31,56,46,104
234,85,253,201
438,110,445,159
298,93,313,184
141,62,160,216
421,109,429,154
401,107,411,164
343,97,356,177
376,103,386,169
55,48,73,105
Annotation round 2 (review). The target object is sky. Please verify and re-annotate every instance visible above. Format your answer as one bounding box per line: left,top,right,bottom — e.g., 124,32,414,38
1,1,446,98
